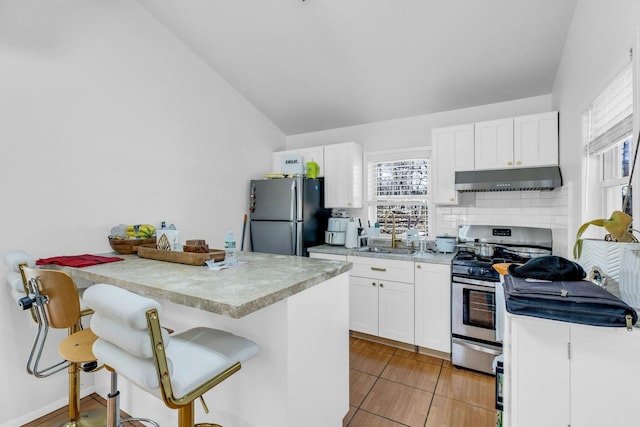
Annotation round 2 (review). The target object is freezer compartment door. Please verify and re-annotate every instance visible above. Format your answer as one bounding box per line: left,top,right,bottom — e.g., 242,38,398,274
250,178,300,221
303,178,330,248
250,221,303,256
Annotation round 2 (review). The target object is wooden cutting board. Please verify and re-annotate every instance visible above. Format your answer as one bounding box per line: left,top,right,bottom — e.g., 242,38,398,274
137,245,225,266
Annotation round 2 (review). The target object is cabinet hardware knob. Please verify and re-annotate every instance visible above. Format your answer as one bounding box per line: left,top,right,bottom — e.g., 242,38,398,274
516,160,522,165
507,161,513,166
450,198,454,202
380,283,384,288
371,267,387,272
372,282,376,287
417,265,421,269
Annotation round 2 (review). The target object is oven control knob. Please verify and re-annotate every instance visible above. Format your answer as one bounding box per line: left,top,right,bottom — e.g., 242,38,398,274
467,267,474,275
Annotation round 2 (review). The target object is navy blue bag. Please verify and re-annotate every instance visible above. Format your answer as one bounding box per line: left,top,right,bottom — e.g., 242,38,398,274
503,275,637,329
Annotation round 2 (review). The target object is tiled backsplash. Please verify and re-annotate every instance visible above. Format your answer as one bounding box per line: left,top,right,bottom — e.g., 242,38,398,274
333,185,570,257
436,185,569,256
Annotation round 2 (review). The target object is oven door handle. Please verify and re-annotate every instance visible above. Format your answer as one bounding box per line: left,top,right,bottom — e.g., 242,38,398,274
452,276,498,288
452,337,502,356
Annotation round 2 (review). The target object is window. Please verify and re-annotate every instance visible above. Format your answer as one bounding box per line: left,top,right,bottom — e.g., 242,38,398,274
365,148,430,237
584,63,634,218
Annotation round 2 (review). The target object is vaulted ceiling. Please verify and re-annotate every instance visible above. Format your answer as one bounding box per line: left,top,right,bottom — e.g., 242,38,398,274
138,0,577,135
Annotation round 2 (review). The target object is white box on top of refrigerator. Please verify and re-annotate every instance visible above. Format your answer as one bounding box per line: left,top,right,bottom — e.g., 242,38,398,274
281,154,304,175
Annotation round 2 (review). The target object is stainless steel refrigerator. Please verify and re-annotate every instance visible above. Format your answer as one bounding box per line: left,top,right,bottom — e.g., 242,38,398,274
249,177,330,256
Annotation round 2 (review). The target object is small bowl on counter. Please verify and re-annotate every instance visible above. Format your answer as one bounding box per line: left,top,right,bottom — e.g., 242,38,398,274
108,237,156,254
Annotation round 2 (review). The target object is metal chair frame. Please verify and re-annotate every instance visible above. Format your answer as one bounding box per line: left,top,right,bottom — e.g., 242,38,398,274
146,308,242,427
18,266,104,427
22,275,71,378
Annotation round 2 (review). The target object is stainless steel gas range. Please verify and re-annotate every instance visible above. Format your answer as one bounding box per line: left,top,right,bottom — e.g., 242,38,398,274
451,225,553,375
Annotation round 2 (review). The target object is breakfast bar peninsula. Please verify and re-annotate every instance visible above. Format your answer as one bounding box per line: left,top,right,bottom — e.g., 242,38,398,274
56,251,351,427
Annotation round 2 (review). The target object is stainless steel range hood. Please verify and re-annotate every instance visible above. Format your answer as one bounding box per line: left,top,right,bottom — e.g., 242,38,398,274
454,166,562,192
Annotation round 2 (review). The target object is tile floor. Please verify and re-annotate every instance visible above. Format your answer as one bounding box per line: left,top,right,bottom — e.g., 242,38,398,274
23,336,498,427
345,336,498,427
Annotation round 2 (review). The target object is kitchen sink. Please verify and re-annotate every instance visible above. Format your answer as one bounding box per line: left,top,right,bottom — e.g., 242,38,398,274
357,246,416,255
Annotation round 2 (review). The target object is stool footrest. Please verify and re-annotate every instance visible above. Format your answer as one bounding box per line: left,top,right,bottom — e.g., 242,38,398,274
119,417,160,427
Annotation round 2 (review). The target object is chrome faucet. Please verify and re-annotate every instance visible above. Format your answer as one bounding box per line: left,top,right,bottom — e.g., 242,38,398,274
384,211,401,249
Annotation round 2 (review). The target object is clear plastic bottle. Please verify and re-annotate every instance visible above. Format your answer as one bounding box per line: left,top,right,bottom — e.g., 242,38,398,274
224,231,237,266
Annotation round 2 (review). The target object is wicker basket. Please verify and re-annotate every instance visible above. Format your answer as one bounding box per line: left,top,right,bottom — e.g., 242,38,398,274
108,237,156,254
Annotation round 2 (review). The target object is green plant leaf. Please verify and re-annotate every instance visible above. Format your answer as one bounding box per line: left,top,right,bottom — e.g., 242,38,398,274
573,211,636,259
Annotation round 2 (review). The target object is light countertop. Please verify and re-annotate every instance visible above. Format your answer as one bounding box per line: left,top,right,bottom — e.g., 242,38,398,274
308,244,455,265
54,252,351,319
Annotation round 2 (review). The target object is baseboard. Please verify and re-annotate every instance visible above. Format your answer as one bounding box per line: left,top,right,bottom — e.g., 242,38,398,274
350,331,451,361
0,385,96,427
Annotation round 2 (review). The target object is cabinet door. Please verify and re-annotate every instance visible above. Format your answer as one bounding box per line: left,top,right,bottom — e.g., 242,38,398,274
432,124,474,205
378,279,414,344
324,142,363,208
414,262,451,353
570,324,640,426
349,276,379,335
513,111,558,168
474,118,514,170
272,149,298,174
298,146,324,177
508,316,570,427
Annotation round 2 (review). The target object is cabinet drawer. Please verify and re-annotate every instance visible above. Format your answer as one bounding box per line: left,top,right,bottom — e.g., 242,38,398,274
347,256,414,283
309,252,347,261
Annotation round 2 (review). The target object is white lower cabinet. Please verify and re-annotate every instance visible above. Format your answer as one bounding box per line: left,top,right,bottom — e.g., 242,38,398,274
348,256,414,344
414,262,451,353
349,276,380,336
504,314,640,427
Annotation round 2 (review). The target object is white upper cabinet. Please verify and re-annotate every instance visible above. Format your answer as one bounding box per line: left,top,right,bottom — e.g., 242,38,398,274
513,111,559,168
474,118,515,170
272,145,325,176
474,111,559,170
297,146,324,175
272,149,298,174
432,124,474,205
324,142,363,208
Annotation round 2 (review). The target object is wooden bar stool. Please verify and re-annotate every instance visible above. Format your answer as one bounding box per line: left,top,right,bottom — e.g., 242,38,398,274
19,267,106,427
84,283,259,427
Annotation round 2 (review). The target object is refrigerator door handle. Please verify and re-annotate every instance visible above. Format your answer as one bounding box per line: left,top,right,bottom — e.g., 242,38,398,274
250,183,256,213
295,221,303,256
294,177,303,221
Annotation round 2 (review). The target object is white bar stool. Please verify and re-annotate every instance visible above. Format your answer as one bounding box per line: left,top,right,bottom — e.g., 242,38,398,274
83,283,259,427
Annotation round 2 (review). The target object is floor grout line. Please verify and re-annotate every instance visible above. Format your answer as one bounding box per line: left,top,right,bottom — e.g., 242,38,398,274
348,336,497,426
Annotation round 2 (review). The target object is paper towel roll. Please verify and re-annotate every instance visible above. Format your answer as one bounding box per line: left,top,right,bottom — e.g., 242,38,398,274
345,220,358,249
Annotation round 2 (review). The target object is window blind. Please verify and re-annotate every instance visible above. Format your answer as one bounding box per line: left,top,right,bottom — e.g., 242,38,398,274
587,64,633,155
366,154,430,236
368,159,429,200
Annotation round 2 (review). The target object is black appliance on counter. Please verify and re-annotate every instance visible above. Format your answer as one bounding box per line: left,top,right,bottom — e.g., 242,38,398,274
451,224,553,375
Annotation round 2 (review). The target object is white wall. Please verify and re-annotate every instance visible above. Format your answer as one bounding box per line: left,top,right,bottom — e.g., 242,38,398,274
0,1,284,425
552,0,640,259
286,95,571,255
287,95,552,151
